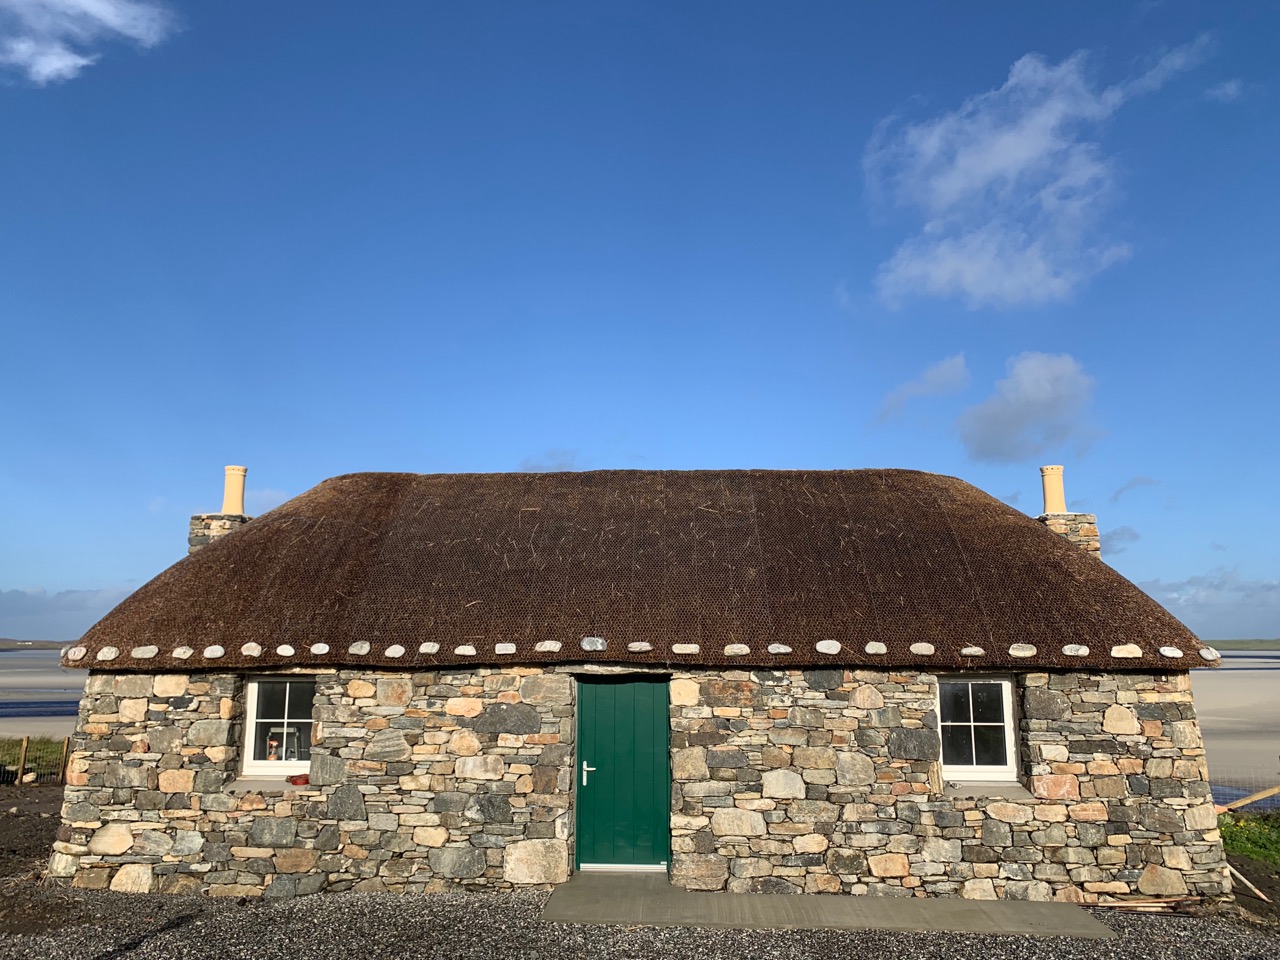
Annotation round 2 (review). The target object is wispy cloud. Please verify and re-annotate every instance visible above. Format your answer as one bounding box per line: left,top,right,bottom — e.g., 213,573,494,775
865,37,1210,309
1109,475,1160,503
1100,525,1140,555
518,448,580,472
0,0,172,85
877,353,969,422
956,352,1095,462
0,585,133,641
1141,568,1280,639
1203,78,1244,103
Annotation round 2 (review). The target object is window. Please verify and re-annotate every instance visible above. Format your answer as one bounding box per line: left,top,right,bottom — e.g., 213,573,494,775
242,677,316,777
938,677,1017,782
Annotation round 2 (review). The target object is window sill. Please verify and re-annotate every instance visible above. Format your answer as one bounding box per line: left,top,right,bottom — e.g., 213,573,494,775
226,777,322,796
942,781,1033,800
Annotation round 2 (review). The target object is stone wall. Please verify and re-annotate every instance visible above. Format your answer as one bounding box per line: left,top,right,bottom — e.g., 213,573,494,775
50,668,575,895
1039,513,1101,557
187,514,252,554
668,669,1227,901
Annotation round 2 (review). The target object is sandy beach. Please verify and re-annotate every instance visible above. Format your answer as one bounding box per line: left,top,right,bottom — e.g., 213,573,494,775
0,649,83,738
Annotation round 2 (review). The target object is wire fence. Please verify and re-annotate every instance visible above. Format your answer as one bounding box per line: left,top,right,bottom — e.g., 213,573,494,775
1209,756,1280,811
0,736,71,785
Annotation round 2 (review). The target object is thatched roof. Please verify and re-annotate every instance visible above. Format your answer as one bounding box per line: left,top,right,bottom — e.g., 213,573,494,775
63,469,1215,672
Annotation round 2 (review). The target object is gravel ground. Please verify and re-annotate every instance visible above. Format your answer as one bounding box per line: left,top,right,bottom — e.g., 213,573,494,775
1,788,1276,960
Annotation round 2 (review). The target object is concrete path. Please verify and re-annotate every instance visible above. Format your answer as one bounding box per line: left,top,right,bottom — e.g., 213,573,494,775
542,872,1116,938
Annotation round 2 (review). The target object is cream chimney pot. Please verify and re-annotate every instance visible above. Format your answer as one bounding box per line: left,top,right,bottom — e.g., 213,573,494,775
221,465,248,516
1040,464,1067,515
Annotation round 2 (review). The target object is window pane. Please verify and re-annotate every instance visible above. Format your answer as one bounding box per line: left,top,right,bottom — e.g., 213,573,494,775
973,725,1007,766
284,682,316,722
256,681,287,719
940,683,971,723
941,725,974,765
970,683,1004,723
254,721,312,762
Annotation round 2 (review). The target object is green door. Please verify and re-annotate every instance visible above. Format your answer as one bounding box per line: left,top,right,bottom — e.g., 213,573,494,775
576,677,670,868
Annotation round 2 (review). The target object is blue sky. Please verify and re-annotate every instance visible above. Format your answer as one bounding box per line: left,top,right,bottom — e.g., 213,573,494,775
1,1,1276,641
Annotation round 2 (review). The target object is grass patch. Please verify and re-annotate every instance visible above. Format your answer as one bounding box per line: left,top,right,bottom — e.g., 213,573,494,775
1221,813,1280,865
0,737,67,784
1207,639,1280,650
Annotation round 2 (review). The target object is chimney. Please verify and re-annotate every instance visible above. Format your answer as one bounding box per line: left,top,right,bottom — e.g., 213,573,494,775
188,465,253,554
1037,465,1100,557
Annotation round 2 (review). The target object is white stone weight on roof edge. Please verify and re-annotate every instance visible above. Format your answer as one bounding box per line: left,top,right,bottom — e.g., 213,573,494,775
309,643,330,655
241,642,262,657
203,645,225,659
130,646,158,659
1110,644,1142,658
816,640,841,655
864,642,887,655
960,646,985,656
454,645,477,656
1199,647,1221,662
172,646,194,659
276,645,295,657
581,636,606,652
1062,644,1089,657
1009,644,1036,658
909,642,935,656
535,640,561,653
348,641,371,655
65,646,87,662
724,644,750,656
768,643,792,654
672,643,700,655
96,646,119,661
494,643,516,655
628,642,653,653
385,644,405,658
1159,646,1184,659
419,642,440,654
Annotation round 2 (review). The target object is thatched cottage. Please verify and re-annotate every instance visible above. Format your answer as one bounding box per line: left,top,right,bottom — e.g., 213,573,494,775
49,466,1229,903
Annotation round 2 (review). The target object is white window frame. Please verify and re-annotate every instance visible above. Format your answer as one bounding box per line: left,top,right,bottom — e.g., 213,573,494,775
937,675,1018,783
241,676,316,777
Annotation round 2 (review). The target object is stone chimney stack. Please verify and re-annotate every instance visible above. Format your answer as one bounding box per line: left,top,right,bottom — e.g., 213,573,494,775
188,465,252,554
1037,465,1100,557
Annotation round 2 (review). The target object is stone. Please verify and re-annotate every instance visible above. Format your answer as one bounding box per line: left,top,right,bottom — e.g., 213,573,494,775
157,874,203,895
153,675,188,697
826,848,867,876
449,728,482,756
188,719,231,746
1110,644,1143,659
376,678,413,706
921,837,961,862
274,848,318,873
670,679,699,706
132,831,174,856
445,698,484,717
158,768,195,793
170,831,205,856
428,846,487,879
793,747,835,769
88,822,134,855
503,839,569,884
347,679,376,698
1031,775,1080,801
672,747,709,781
961,878,998,900
109,863,153,893
868,853,910,878
671,854,728,891
456,755,505,780
249,818,297,847
835,751,876,787
802,670,844,691
1103,704,1141,735
887,728,939,761
1004,880,1053,901
327,784,368,820
474,702,540,734
710,808,766,837
794,834,829,854
365,729,412,761
1023,688,1070,720
308,752,347,786
1069,802,1109,822
1183,803,1219,831
986,803,1034,824
119,698,148,722
47,852,78,877
413,826,449,847
850,685,884,709
762,769,806,799
1137,864,1189,896
519,674,573,705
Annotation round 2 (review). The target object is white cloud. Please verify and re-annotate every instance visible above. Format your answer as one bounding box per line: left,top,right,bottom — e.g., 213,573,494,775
877,353,969,422
1100,525,1140,555
0,0,172,85
865,38,1209,309
1109,475,1160,503
518,448,580,472
956,352,1095,462
1203,78,1244,103
0,585,133,641
1140,568,1280,639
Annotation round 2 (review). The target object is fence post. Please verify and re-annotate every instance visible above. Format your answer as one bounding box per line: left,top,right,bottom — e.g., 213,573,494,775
59,736,71,785
15,736,29,787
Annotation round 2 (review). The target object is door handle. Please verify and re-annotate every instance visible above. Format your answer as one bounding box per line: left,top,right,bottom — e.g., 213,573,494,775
582,761,596,786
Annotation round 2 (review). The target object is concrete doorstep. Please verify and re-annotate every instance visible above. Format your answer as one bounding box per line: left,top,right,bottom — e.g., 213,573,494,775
541,872,1117,939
